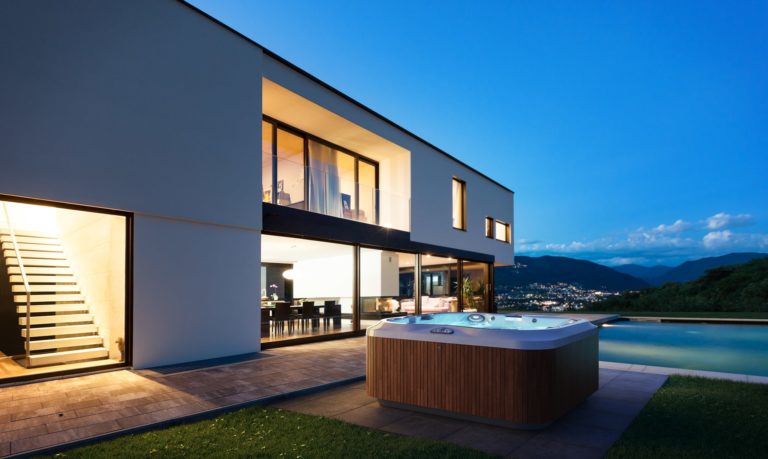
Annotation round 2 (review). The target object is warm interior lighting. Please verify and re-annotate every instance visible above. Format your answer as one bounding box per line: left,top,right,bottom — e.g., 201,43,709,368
1,201,58,233
282,269,295,280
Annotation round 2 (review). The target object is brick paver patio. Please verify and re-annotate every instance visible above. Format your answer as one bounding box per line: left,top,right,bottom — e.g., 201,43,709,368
4,331,761,458
0,338,365,457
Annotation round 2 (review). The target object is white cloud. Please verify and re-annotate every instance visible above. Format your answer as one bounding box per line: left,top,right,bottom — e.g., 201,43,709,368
653,219,691,234
517,212,767,265
599,256,650,266
706,212,753,230
702,230,733,249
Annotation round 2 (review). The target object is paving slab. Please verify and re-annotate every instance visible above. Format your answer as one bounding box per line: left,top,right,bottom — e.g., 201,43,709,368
0,337,365,457
269,367,669,459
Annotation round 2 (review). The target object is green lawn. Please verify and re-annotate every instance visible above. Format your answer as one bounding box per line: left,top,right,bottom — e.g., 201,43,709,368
50,376,768,458
606,376,768,459
50,406,492,459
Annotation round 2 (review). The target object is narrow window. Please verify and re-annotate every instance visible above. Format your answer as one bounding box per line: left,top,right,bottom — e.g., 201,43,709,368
485,217,494,238
452,178,466,230
261,120,274,203
495,220,510,243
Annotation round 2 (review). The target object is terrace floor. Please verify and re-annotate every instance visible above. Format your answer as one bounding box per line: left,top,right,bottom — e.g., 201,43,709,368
2,326,761,458
270,368,666,459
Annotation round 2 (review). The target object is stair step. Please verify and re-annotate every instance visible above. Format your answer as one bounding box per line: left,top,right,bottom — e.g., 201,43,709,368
26,336,104,351
11,275,77,284
0,229,57,238
17,303,89,314
0,235,60,245
2,242,62,252
22,324,98,338
13,284,80,293
20,313,93,326
29,347,108,367
14,293,84,303
8,266,74,275
6,258,69,267
3,249,67,260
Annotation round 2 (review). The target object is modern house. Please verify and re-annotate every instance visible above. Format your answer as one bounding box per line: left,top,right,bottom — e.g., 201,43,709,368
0,0,514,384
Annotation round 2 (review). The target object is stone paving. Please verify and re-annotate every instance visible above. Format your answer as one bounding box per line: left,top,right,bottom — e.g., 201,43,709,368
0,338,365,457
270,368,668,459
2,331,763,458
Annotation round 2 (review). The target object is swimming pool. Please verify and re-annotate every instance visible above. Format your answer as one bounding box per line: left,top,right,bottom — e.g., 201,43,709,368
600,321,768,376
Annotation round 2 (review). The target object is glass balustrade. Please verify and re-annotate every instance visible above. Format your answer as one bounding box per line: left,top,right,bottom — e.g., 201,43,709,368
262,156,410,231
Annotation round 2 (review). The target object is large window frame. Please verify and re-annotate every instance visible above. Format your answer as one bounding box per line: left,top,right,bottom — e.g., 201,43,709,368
0,193,133,384
262,116,380,225
261,231,495,349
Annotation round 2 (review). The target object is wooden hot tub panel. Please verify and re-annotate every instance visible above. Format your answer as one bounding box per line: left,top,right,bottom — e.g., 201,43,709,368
366,333,599,426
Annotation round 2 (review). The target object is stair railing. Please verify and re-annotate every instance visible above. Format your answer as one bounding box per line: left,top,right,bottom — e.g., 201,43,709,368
2,202,31,368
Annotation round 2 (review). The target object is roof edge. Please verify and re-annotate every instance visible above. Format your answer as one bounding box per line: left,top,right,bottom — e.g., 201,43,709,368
178,0,514,194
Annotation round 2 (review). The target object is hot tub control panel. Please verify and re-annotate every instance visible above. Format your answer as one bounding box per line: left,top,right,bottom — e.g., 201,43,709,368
430,327,455,335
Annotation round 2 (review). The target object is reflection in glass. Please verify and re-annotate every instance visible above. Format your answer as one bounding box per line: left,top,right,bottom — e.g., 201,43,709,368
418,255,459,314
358,161,377,224
359,250,415,327
461,261,490,312
276,129,305,209
262,121,273,203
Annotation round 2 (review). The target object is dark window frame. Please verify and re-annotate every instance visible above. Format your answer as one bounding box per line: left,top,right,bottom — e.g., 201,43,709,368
263,115,380,224
495,220,511,243
452,177,467,231
0,193,133,384
485,216,494,238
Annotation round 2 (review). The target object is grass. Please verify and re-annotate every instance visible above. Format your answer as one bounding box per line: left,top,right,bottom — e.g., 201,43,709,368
606,376,768,459
498,308,768,320
50,405,492,459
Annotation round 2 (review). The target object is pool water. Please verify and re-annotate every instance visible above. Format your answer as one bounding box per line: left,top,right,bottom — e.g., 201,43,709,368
599,321,768,377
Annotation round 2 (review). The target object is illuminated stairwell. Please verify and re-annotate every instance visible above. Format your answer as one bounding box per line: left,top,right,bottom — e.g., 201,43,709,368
1,229,108,367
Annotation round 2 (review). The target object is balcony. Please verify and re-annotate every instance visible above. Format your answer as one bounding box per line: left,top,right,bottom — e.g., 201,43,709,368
262,156,410,231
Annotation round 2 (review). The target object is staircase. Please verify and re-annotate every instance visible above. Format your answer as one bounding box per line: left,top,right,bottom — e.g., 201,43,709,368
1,229,108,368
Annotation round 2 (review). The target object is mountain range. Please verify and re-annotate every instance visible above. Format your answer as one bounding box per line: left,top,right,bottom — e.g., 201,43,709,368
495,256,648,291
497,252,768,292
613,252,768,286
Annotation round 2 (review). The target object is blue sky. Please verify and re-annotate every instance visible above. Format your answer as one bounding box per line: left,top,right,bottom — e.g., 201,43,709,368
190,0,768,266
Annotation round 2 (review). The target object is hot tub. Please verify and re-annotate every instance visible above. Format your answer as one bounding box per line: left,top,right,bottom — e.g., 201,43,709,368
366,312,598,428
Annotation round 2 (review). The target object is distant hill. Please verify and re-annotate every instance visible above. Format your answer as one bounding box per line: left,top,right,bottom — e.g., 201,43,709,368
654,252,768,285
589,257,768,313
496,256,649,292
614,264,671,283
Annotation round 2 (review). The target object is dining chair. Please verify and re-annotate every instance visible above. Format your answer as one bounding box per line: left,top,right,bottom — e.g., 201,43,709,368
301,301,319,331
260,308,271,338
274,301,293,335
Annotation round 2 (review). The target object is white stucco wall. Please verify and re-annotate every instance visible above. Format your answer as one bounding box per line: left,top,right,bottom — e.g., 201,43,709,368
410,147,515,265
0,0,265,368
133,216,261,368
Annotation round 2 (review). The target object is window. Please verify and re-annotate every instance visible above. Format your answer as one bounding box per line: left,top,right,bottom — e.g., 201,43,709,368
262,121,274,203
263,117,379,224
452,178,466,230
485,217,494,238
495,220,510,243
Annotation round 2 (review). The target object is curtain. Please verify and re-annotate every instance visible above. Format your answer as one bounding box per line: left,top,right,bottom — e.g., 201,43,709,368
308,140,342,217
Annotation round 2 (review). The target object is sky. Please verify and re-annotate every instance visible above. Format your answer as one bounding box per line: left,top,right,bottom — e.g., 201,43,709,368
189,0,768,267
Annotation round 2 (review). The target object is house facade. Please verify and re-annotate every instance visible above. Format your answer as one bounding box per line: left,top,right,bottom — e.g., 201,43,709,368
0,0,514,383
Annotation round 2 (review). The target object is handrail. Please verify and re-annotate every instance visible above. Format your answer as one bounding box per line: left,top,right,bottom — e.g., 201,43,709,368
2,202,31,368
